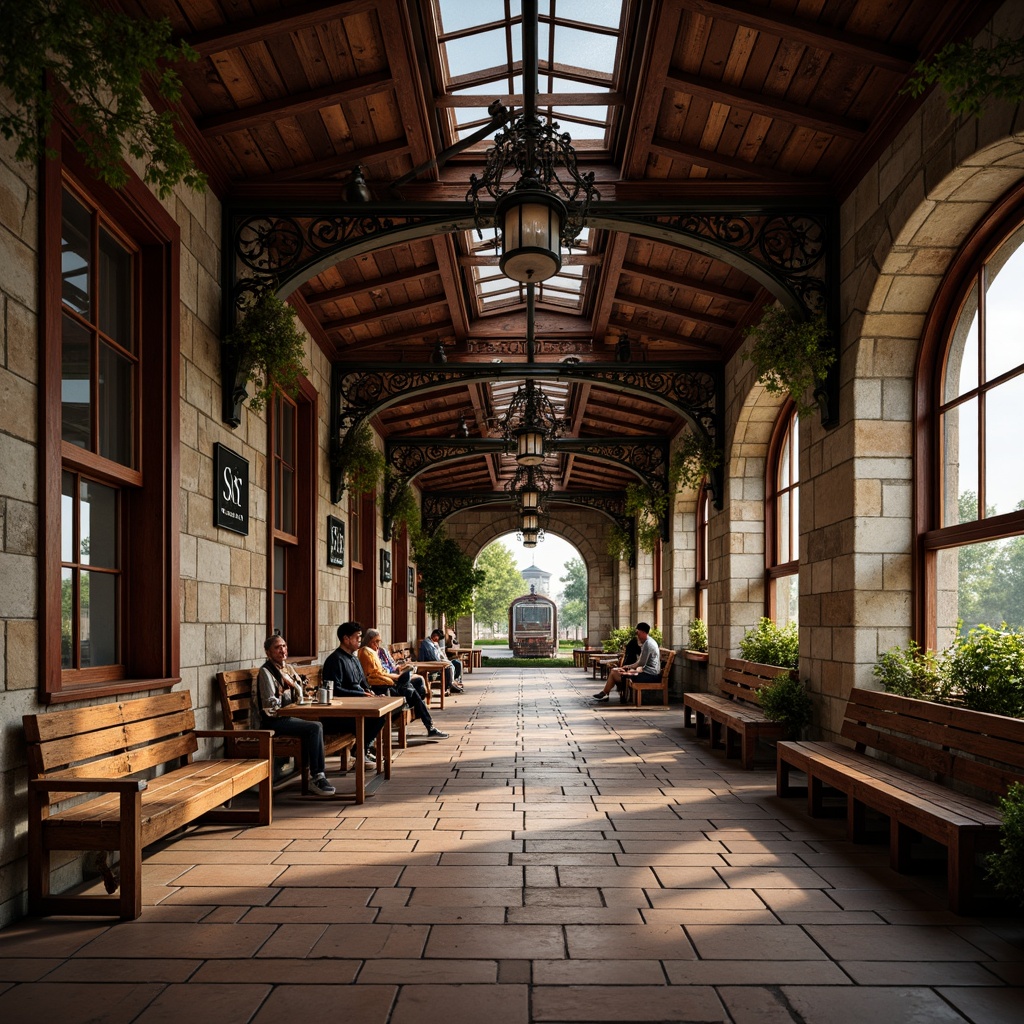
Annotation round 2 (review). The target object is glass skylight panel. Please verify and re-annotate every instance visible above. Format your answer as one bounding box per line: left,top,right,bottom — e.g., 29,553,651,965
547,0,621,28
552,26,617,75
437,1,520,35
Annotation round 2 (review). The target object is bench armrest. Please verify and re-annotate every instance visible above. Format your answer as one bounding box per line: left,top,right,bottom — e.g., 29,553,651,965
29,776,148,794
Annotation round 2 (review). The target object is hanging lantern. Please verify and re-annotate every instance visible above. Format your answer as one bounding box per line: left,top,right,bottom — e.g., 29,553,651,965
521,510,540,533
495,187,566,284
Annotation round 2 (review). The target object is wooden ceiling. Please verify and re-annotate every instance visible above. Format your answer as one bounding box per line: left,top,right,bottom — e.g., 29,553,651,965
120,0,999,505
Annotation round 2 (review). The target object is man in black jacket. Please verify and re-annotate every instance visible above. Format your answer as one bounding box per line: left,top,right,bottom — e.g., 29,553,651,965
322,621,387,765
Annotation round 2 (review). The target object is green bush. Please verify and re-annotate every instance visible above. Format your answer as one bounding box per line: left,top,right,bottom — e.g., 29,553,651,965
687,617,708,653
602,625,663,654
738,617,798,668
948,624,1024,718
987,782,1024,906
872,640,951,702
758,675,812,734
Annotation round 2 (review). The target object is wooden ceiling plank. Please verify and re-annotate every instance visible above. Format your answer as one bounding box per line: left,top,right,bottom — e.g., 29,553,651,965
334,324,455,355
323,296,448,333
308,264,441,306
590,232,632,349
679,0,916,74
665,70,866,140
246,140,412,183
198,73,396,137
430,235,470,343
620,261,755,304
649,135,795,180
184,1,379,56
614,292,736,331
606,315,722,354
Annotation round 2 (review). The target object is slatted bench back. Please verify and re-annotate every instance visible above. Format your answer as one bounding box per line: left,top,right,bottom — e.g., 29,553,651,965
23,692,199,806
389,641,412,662
720,658,796,707
841,687,1024,800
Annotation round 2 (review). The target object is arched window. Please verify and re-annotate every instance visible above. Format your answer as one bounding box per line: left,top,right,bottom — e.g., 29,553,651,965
919,187,1024,648
767,404,799,626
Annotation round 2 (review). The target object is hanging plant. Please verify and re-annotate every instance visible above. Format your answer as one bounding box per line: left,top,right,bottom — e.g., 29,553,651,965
625,483,668,554
671,432,723,491
381,468,421,544
0,1,206,197
742,307,834,417
340,424,385,496
606,522,634,563
903,36,1024,118
222,289,306,414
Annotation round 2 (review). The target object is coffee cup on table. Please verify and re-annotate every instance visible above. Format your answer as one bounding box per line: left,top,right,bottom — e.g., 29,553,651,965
317,687,330,704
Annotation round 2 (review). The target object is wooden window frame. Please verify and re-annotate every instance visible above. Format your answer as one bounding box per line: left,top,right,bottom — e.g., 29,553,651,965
915,181,1024,647
40,125,180,702
765,402,799,623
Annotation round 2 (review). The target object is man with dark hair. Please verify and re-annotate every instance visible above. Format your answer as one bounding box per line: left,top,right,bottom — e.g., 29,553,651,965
419,629,464,693
322,621,387,765
593,622,660,703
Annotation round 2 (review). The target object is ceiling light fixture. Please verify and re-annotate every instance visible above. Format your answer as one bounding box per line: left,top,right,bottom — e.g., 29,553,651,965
466,0,598,284
501,379,561,465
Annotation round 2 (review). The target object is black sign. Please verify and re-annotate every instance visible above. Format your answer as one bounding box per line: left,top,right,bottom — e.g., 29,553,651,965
380,548,392,583
214,443,249,535
408,567,416,594
327,516,345,567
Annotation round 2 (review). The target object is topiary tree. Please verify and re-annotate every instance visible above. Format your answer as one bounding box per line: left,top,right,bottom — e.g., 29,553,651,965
415,530,486,627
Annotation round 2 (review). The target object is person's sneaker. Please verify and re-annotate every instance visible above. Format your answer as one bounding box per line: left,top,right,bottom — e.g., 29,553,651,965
363,749,378,764
592,691,609,702
310,774,335,798
426,728,449,740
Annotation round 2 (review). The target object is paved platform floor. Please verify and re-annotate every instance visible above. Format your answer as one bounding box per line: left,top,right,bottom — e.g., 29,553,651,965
1,667,1021,1023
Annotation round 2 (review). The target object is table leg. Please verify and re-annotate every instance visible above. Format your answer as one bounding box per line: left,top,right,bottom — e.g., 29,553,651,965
354,717,365,805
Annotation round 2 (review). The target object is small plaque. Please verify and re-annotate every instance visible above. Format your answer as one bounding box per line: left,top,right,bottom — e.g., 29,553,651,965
380,548,392,583
214,443,249,535
327,515,345,567
408,566,416,595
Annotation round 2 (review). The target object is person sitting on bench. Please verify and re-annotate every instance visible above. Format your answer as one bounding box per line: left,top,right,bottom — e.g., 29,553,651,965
593,622,660,703
419,629,464,693
322,621,389,765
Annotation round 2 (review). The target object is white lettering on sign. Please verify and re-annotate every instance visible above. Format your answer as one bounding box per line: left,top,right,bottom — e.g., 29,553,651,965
222,466,243,508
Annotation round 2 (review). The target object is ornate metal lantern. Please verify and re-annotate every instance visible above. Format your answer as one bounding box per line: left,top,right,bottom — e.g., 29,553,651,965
501,380,560,466
507,464,552,513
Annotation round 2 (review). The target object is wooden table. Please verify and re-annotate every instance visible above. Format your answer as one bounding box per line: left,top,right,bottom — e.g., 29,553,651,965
573,646,602,668
449,647,480,672
282,695,403,803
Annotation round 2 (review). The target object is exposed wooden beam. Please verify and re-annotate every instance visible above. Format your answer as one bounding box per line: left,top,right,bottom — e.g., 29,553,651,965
247,140,412,184
431,235,470,343
679,0,916,74
664,70,867,140
614,292,736,331
197,74,395,137
323,296,450,333
334,324,455,355
619,262,756,304
184,1,378,55
590,233,632,350
436,92,625,108
649,136,793,181
306,265,442,307
607,315,722,354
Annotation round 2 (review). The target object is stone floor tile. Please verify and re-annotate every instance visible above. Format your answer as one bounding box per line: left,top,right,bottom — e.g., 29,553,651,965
241,907,379,924
373,907,506,924
685,924,826,960
564,923,696,960
255,923,328,957
0,959,62,982
132,982,270,1024
717,985,811,1024
76,922,276,959
158,886,275,907
524,886,603,907
716,866,831,889
390,982,529,1024
357,958,498,983
533,959,667,985
425,924,565,960
937,986,1024,1024
400,865,524,887
0,922,110,959
272,864,403,887
665,959,849,985
641,908,778,925
250,983,396,1024
645,888,763,910
309,923,428,959
191,959,360,984
843,960,1007,985
170,864,286,887
805,923,995,961
0,982,164,1023
532,983,725,1022
406,886,522,906
782,985,974,1023
506,907,643,925
556,865,659,887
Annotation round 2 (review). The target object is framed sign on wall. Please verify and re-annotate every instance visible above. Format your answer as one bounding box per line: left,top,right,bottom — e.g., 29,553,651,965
327,515,345,567
380,548,392,583
408,567,415,595
214,443,249,535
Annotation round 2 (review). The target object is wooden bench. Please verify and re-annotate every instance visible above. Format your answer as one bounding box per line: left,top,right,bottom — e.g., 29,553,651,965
776,687,1024,914
216,665,357,794
683,657,794,768
24,691,273,920
625,647,677,707
391,641,448,710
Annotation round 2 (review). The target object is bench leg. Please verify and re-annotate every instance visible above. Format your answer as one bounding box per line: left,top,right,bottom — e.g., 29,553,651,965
694,710,708,737
849,796,868,843
776,756,795,797
710,718,723,749
740,729,756,770
119,788,143,920
808,774,825,817
683,702,694,729
27,790,49,915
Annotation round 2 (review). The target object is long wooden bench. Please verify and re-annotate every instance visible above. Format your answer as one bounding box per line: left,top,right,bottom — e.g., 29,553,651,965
24,691,273,920
626,647,677,707
217,665,356,794
683,657,794,768
776,687,1024,914
391,641,448,709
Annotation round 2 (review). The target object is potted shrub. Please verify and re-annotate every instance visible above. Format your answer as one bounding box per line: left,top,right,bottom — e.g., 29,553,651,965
948,623,1024,718
987,782,1024,909
758,674,813,739
872,639,951,702
739,617,799,669
742,307,834,418
684,617,708,663
223,288,306,414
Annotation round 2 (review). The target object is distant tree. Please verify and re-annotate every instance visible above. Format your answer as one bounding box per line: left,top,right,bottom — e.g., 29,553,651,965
956,491,1024,630
415,530,485,626
559,557,588,634
473,542,525,632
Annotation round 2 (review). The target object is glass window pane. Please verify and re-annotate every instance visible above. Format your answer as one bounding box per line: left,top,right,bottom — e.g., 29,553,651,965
61,472,75,562
773,573,799,628
98,342,133,466
81,569,117,667
281,399,295,461
80,479,118,568
61,191,91,317
942,397,977,525
555,0,621,28
280,467,295,536
778,493,791,563
944,283,978,402
984,229,1024,383
936,538,1024,647
274,593,285,634
99,229,132,349
792,484,800,550
438,0,516,34
779,434,790,488
553,25,617,74
61,567,74,669
790,417,799,483
274,543,286,589
61,315,91,448
985,374,1024,517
